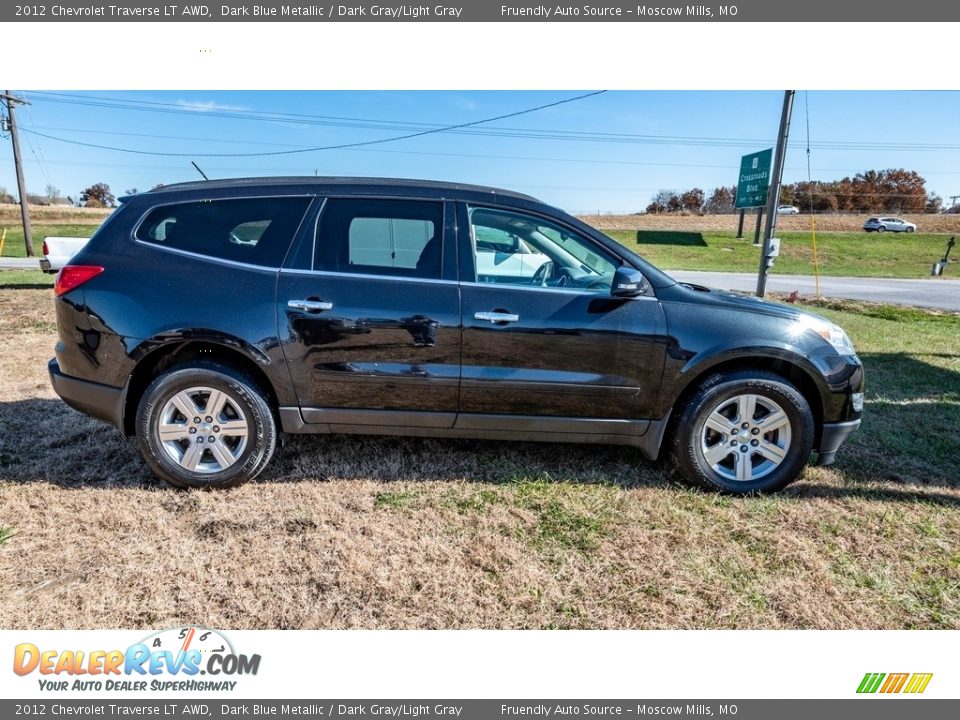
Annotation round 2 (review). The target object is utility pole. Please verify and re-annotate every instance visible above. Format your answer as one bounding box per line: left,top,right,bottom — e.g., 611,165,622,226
3,91,34,257
756,90,795,297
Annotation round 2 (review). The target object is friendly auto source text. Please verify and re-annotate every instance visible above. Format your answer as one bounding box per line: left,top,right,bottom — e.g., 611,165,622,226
501,5,736,18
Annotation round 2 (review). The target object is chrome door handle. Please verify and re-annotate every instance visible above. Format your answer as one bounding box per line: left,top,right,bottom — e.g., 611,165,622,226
474,311,519,323
288,299,333,312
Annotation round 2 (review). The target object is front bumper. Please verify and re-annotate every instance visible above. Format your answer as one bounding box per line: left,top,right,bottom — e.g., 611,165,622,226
48,358,125,429
816,419,861,465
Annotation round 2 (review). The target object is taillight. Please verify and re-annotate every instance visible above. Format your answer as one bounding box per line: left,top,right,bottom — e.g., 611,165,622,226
42,240,49,256
54,265,104,296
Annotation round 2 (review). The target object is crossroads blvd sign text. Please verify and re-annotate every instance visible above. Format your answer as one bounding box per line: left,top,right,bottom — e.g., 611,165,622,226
736,148,772,209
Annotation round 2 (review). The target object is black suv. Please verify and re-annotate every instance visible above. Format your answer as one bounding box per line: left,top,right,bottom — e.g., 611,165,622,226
49,177,863,493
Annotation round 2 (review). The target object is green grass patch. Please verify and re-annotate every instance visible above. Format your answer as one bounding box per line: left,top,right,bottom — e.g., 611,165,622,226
0,269,53,288
374,489,419,509
447,488,503,515
609,229,954,278
0,224,97,258
512,475,618,554
0,526,15,546
799,298,960,484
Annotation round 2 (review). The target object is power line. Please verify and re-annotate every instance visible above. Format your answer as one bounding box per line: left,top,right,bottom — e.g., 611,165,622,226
19,91,610,158
22,90,960,152
17,127,960,177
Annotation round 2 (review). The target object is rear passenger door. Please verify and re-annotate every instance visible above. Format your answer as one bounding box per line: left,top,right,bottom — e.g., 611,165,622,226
277,197,462,427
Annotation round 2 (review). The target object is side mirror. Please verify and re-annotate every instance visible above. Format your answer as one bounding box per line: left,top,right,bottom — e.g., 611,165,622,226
611,265,647,298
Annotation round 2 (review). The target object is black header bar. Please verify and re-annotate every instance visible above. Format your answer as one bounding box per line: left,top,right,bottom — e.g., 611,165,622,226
6,0,958,22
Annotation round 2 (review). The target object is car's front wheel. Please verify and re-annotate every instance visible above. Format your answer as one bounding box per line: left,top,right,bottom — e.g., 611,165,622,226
906,226,915,233
136,361,277,489
670,370,814,494
876,226,886,232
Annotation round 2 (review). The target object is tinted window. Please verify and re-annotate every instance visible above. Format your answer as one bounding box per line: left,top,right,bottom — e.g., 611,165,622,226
136,197,311,267
315,198,443,279
469,206,618,293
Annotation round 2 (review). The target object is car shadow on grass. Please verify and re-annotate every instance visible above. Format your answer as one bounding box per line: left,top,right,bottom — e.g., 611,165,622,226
786,482,960,506
2,398,959,507
636,230,708,247
0,398,664,492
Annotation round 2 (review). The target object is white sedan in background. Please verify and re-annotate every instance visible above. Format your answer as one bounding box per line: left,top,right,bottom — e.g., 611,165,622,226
863,217,917,233
777,205,800,215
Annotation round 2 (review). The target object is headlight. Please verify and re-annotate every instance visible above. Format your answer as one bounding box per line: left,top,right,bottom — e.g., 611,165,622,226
792,314,856,355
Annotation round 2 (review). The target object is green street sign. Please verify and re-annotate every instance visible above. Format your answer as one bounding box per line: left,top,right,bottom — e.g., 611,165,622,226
735,148,773,209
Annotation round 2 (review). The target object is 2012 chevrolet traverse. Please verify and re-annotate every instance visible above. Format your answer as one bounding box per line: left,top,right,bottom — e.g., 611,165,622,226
49,177,863,493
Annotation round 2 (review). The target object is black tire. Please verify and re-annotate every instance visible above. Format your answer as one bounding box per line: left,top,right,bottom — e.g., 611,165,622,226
906,226,915,233
670,370,814,494
136,360,277,489
877,226,886,233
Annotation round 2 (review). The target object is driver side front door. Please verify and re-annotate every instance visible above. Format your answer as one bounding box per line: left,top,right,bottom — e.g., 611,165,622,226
456,203,668,421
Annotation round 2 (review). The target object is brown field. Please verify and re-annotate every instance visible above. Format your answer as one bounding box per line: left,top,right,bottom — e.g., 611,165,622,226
0,204,112,226
1,287,958,630
579,212,960,234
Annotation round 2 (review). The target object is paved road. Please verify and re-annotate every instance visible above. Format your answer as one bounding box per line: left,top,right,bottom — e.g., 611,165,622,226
0,258,41,270
670,271,960,311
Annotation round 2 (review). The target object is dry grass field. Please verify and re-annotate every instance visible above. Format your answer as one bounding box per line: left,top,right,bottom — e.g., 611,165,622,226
0,204,111,226
582,212,960,234
1,285,959,630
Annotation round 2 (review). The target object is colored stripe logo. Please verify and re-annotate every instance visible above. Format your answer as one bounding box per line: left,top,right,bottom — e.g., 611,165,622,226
857,673,933,694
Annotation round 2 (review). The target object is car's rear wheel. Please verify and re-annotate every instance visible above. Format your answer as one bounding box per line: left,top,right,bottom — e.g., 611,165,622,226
136,361,277,489
670,370,814,494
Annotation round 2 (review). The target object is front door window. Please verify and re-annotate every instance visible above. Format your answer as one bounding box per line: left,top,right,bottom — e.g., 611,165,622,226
468,206,618,294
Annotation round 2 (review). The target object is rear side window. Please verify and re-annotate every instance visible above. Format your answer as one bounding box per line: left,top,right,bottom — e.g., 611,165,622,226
314,198,443,279
136,197,311,267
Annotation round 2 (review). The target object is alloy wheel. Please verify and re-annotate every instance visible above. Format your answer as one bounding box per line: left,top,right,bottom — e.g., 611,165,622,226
699,393,793,483
157,386,249,474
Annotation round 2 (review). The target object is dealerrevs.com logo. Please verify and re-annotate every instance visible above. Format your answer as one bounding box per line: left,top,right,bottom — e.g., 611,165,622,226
13,627,260,692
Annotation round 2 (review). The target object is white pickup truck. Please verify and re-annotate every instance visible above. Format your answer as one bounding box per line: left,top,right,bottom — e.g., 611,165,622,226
40,236,91,274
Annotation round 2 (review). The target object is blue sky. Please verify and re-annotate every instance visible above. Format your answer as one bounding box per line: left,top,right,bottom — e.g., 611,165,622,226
3,90,959,214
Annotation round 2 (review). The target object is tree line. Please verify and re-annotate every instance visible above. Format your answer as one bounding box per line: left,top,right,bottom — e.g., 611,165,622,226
0,182,163,208
645,169,954,215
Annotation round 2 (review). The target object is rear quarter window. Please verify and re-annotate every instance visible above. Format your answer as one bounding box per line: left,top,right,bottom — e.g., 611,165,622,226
135,196,311,267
